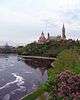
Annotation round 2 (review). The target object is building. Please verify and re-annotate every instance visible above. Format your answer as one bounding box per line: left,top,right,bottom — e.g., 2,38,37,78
38,32,47,44
38,24,66,44
47,33,61,41
61,24,66,40
0,43,17,53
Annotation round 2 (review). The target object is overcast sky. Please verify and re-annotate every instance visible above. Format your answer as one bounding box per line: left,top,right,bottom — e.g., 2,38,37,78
0,0,80,46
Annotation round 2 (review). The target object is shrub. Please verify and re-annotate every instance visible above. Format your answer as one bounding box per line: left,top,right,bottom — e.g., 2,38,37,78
57,70,80,99
51,49,80,75
46,49,80,99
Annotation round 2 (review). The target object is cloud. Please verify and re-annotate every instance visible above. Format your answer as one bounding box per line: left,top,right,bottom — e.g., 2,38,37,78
0,0,79,45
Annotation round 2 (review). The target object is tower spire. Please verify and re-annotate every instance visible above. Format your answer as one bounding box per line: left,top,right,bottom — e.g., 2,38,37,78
47,32,50,39
62,24,66,40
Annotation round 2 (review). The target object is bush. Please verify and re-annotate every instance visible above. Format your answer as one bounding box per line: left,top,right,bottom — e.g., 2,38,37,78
57,70,80,99
51,49,80,75
45,49,80,99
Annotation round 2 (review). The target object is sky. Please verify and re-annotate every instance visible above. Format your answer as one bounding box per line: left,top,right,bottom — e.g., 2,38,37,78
0,0,80,46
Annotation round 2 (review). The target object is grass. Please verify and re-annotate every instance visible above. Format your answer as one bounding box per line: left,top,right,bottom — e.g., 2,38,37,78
21,88,45,100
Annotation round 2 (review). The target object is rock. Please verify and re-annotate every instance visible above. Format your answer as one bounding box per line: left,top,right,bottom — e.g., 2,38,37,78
3,94,10,100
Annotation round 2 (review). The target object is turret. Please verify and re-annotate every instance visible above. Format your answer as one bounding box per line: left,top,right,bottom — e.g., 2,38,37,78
38,31,47,44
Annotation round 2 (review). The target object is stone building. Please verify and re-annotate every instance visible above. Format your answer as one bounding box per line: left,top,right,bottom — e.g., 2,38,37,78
38,24,66,44
38,32,47,44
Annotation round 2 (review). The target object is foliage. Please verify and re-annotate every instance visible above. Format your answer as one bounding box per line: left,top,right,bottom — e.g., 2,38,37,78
17,39,80,57
53,49,80,75
57,70,80,99
24,42,49,56
47,49,80,85
17,46,25,55
21,87,44,100
45,49,80,99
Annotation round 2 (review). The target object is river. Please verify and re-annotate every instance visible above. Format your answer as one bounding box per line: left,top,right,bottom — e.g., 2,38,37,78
0,54,48,100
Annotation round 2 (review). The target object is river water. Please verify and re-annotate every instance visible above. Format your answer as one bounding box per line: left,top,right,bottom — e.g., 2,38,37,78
0,54,48,100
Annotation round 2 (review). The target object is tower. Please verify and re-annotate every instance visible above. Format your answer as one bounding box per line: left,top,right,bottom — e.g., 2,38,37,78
38,31,47,44
41,31,44,36
47,33,50,40
62,24,66,40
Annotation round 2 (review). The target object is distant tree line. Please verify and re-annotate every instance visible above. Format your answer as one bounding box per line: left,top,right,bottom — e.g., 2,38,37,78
0,46,17,54
17,39,80,57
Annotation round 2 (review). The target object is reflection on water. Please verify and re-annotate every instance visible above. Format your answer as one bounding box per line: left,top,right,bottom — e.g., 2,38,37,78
0,54,47,100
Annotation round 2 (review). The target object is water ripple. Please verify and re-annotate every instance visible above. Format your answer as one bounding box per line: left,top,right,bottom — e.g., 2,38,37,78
0,73,25,90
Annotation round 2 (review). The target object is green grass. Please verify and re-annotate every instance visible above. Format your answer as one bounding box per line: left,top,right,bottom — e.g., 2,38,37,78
21,88,44,100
